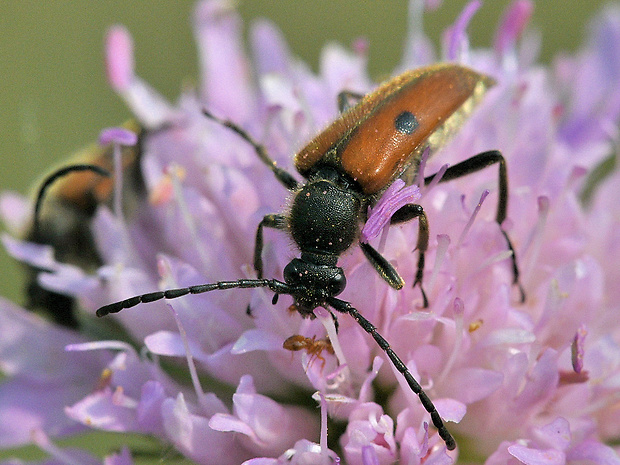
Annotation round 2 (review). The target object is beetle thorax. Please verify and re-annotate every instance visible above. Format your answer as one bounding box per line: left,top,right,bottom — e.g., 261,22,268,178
289,173,363,257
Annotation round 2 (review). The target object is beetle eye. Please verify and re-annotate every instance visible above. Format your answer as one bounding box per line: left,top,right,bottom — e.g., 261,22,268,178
329,270,346,296
283,259,302,284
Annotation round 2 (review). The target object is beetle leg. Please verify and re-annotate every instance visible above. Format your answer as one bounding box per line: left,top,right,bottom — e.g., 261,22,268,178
254,214,288,279
425,150,525,302
360,203,430,306
389,204,430,307
337,90,365,113
202,109,299,190
359,242,405,290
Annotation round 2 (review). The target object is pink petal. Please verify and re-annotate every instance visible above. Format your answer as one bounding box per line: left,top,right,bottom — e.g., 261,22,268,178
508,444,565,465
444,368,503,403
99,127,138,146
230,328,284,354
433,398,466,423
194,0,252,120
65,388,138,432
494,0,534,55
106,25,134,91
136,381,166,435
443,0,481,61
567,439,620,465
162,394,246,465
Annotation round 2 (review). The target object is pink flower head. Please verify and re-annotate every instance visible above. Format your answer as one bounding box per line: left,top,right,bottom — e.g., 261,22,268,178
2,1,620,464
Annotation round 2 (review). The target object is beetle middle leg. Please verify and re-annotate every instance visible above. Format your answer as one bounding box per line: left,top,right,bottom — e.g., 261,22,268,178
391,204,430,307
360,204,430,307
425,149,525,302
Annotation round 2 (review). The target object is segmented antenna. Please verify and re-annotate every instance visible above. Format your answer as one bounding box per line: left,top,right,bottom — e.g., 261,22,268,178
96,280,456,450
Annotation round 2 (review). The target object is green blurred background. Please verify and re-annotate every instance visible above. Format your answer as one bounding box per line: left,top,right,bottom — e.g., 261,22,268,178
0,0,610,462
0,0,609,310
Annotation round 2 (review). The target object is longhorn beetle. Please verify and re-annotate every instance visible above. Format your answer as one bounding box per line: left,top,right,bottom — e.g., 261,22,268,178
25,120,144,327
93,63,525,451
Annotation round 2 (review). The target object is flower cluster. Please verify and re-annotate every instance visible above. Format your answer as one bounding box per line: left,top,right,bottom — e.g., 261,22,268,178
1,1,620,464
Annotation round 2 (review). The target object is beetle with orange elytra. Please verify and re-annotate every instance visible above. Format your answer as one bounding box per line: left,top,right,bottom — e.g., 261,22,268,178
84,63,526,451
23,120,145,327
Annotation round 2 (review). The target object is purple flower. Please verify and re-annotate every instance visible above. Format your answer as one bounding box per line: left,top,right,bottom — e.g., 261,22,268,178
2,0,620,464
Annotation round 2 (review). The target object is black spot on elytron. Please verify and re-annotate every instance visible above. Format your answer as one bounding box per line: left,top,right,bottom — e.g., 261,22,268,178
394,111,419,135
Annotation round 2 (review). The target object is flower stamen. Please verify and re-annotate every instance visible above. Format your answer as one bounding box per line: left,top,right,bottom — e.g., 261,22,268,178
458,189,489,247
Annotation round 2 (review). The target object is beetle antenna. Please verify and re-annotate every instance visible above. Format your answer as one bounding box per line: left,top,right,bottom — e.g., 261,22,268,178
95,278,294,317
33,164,111,233
327,296,456,450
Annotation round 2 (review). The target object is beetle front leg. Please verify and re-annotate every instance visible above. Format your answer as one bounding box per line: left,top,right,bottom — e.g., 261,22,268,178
360,203,430,306
360,242,405,290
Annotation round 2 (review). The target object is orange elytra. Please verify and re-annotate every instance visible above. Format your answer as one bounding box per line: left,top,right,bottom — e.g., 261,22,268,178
295,63,494,194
